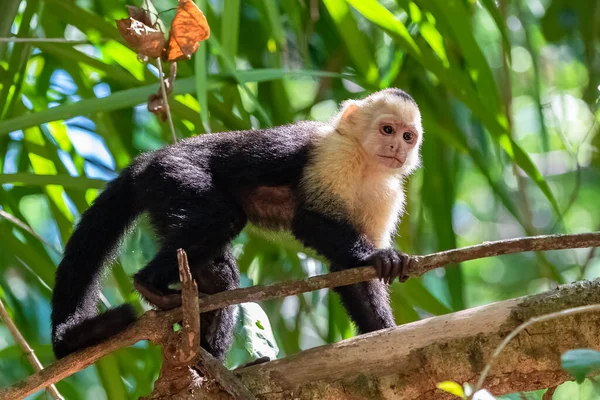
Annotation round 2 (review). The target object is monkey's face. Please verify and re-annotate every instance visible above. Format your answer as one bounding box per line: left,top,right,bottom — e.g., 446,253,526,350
361,101,423,174
364,112,421,171
340,96,422,174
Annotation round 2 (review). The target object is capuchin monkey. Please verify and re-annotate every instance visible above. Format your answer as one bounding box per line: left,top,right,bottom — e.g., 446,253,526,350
51,88,423,362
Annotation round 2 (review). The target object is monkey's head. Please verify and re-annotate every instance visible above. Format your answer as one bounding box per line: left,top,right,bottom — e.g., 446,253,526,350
335,88,423,175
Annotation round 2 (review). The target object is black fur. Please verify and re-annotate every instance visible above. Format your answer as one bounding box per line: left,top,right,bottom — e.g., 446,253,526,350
385,88,416,104
51,119,399,360
51,170,140,358
291,208,396,331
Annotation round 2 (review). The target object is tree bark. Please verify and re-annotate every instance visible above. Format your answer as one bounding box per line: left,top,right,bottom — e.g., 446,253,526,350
231,279,600,399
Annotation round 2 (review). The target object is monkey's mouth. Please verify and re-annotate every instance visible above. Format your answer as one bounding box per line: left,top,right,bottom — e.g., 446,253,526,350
377,155,404,166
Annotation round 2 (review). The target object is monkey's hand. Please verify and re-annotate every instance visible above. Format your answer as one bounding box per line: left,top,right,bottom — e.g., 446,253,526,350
363,249,409,285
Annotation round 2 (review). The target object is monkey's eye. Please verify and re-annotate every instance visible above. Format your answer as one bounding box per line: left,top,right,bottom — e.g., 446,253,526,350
403,132,413,141
381,125,395,135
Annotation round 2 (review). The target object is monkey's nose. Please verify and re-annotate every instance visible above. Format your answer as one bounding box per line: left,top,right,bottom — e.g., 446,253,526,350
389,144,395,150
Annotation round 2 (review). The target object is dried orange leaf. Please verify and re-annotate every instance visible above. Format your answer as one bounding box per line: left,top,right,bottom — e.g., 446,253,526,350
165,0,210,62
116,17,164,59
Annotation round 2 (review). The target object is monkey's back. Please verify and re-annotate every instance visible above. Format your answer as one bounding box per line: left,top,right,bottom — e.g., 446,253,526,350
148,120,325,188
127,121,326,230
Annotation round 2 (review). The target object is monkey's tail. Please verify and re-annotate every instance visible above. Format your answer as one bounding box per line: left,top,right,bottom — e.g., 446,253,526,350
51,167,142,359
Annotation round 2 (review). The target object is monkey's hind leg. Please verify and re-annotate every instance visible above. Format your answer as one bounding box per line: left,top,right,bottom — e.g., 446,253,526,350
191,246,240,361
133,186,246,311
134,245,241,361
331,264,396,334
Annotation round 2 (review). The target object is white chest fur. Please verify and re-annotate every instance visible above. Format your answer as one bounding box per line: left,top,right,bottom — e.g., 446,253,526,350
301,131,405,248
353,173,404,247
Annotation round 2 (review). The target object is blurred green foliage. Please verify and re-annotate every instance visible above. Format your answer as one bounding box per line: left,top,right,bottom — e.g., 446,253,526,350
0,0,598,398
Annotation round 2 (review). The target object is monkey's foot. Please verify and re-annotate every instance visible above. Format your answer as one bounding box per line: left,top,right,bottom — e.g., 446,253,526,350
236,356,271,369
364,249,410,285
134,280,211,310
134,280,183,310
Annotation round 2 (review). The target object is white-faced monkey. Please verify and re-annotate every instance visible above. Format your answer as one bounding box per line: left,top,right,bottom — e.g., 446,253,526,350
51,88,424,362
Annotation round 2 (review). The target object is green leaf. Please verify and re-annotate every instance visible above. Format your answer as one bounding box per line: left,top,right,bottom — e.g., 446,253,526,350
401,279,452,315
323,0,379,84
261,0,286,46
196,0,210,131
421,0,501,113
0,0,37,118
221,0,241,56
232,69,349,82
346,0,422,60
479,0,512,62
35,43,141,87
0,173,106,189
390,289,420,324
507,135,562,218
0,70,350,136
421,130,463,310
0,0,20,53
95,355,128,399
234,303,279,361
561,349,600,384
0,225,56,286
348,0,561,219
0,77,192,136
210,37,272,126
43,0,122,41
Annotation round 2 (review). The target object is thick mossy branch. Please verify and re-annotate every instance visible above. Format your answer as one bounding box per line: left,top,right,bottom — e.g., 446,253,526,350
0,232,599,399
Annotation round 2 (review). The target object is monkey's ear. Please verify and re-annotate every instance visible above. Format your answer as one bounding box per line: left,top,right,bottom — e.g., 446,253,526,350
340,101,359,121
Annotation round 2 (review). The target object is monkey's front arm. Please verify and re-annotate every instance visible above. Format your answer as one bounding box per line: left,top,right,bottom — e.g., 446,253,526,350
291,206,408,333
291,207,409,284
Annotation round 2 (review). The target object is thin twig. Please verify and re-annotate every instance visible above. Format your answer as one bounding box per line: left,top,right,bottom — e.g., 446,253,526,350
156,57,177,143
0,295,63,400
542,386,557,400
0,211,112,309
195,347,256,400
0,210,62,255
2,232,600,399
500,0,534,233
473,304,600,395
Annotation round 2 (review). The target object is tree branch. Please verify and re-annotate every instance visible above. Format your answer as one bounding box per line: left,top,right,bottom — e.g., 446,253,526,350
474,303,600,393
143,249,255,399
195,347,256,400
0,295,63,400
172,249,201,366
0,232,598,399
235,279,600,399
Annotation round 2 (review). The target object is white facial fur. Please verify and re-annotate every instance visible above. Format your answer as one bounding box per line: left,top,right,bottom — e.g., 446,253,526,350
335,89,423,176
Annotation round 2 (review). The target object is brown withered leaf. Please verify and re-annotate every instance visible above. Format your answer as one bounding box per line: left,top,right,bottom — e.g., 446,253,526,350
165,0,210,62
148,92,167,122
116,17,164,59
126,5,155,27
